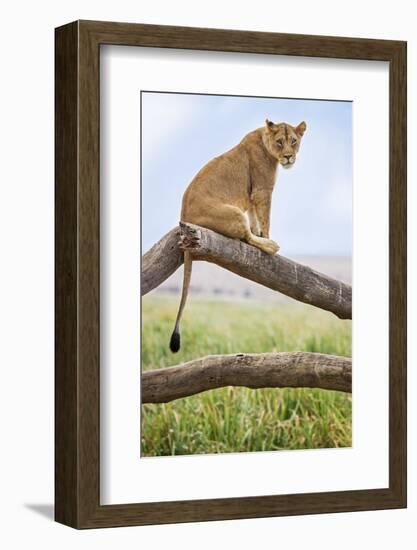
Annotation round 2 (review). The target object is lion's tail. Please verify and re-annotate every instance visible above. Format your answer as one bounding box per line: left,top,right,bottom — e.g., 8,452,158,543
169,251,193,353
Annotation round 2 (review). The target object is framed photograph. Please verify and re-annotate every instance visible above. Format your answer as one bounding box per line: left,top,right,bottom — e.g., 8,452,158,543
55,20,406,528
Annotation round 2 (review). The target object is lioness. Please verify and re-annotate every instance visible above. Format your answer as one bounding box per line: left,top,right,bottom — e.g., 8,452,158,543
170,119,307,352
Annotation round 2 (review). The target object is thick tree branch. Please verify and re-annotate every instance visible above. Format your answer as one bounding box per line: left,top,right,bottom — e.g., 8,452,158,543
142,352,352,403
141,227,183,295
142,224,351,319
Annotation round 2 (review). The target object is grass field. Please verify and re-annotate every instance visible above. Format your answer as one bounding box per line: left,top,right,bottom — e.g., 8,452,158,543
141,295,352,457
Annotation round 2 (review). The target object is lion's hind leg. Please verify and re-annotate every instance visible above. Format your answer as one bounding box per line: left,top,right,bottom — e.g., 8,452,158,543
190,205,279,255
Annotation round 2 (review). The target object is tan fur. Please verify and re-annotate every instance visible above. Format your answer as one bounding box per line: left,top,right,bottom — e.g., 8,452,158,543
181,120,306,254
169,120,307,352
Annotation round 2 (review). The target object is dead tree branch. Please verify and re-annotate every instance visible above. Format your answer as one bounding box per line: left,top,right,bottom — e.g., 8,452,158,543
141,227,183,295
141,223,351,319
142,352,352,403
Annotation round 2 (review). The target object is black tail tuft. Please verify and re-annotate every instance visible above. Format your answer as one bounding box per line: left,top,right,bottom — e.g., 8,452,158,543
169,331,180,353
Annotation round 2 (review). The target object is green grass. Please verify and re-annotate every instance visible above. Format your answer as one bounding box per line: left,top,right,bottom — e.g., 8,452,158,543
141,295,352,456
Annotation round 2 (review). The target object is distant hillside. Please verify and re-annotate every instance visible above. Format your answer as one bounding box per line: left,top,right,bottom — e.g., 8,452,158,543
148,255,351,303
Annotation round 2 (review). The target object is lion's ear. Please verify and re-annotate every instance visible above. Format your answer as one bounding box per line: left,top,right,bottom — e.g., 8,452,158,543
265,119,275,131
296,121,307,137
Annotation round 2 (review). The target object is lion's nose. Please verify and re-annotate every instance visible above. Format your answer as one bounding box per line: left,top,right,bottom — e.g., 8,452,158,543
284,154,292,160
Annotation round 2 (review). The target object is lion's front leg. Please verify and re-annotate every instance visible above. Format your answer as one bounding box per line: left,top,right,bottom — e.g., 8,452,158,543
248,203,261,236
253,191,272,239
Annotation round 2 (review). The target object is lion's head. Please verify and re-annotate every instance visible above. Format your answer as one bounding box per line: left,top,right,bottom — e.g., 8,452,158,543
262,120,307,169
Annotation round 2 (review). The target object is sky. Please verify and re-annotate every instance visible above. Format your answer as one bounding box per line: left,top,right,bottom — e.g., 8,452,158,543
141,91,352,257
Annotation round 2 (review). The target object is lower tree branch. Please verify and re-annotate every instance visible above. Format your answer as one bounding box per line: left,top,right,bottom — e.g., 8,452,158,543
142,352,352,403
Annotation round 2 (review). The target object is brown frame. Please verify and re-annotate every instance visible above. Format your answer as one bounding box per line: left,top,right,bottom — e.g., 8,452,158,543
55,20,407,529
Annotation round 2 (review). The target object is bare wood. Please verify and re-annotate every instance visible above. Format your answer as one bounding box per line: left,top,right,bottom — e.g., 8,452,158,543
180,223,351,319
141,226,183,295
142,352,351,403
142,223,352,319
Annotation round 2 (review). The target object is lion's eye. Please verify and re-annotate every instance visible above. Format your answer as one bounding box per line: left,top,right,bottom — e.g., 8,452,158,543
291,138,298,146
276,140,283,147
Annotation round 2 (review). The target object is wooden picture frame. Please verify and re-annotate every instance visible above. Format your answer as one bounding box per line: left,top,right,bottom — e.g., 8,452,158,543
55,20,407,528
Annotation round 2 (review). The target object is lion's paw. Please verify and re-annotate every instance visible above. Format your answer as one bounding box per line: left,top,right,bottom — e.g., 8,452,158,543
263,239,280,255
